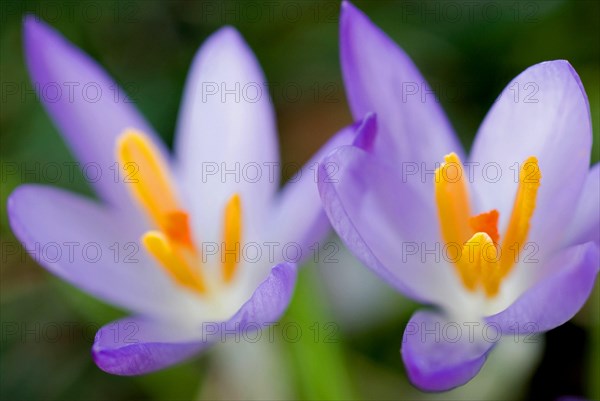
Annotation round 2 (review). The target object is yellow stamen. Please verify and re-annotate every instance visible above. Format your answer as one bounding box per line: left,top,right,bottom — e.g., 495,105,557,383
142,231,207,293
434,153,541,299
499,157,541,276
435,153,473,283
117,130,179,230
435,153,472,247
117,130,248,293
222,194,242,283
117,129,206,294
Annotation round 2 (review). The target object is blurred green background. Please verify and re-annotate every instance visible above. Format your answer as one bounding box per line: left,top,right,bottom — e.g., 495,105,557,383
1,0,599,400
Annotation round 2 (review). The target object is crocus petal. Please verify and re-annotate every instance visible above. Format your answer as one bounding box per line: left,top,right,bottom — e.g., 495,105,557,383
469,61,592,254
23,16,162,209
7,185,202,320
269,114,375,260
92,263,296,375
92,317,208,376
225,262,297,329
340,1,462,166
318,145,463,305
401,310,497,392
564,164,599,247
175,27,279,244
486,242,599,334
351,112,377,152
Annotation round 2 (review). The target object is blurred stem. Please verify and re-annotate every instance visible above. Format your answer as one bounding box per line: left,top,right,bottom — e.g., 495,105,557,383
199,333,294,400
284,262,357,400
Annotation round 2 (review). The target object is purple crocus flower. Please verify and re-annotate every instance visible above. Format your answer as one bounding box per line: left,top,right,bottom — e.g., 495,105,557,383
319,2,599,392
8,17,362,375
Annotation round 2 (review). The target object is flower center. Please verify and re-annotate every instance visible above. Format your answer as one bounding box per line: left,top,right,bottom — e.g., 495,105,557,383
116,129,243,295
434,152,541,298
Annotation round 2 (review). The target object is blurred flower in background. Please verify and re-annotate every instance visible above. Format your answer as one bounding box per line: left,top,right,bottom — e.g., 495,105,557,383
8,10,369,388
1,1,598,400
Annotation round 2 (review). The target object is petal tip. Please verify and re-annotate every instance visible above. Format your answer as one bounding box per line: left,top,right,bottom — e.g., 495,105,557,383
340,0,361,19
23,14,44,35
91,346,140,377
402,351,488,392
352,113,378,152
91,330,162,377
90,346,117,375
22,14,81,83
340,0,374,32
189,25,258,82
401,311,498,392
23,14,58,49
6,185,34,240
401,338,491,392
532,60,591,135
212,25,242,41
271,261,298,285
526,59,582,83
340,1,369,38
205,25,246,54
226,261,298,330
